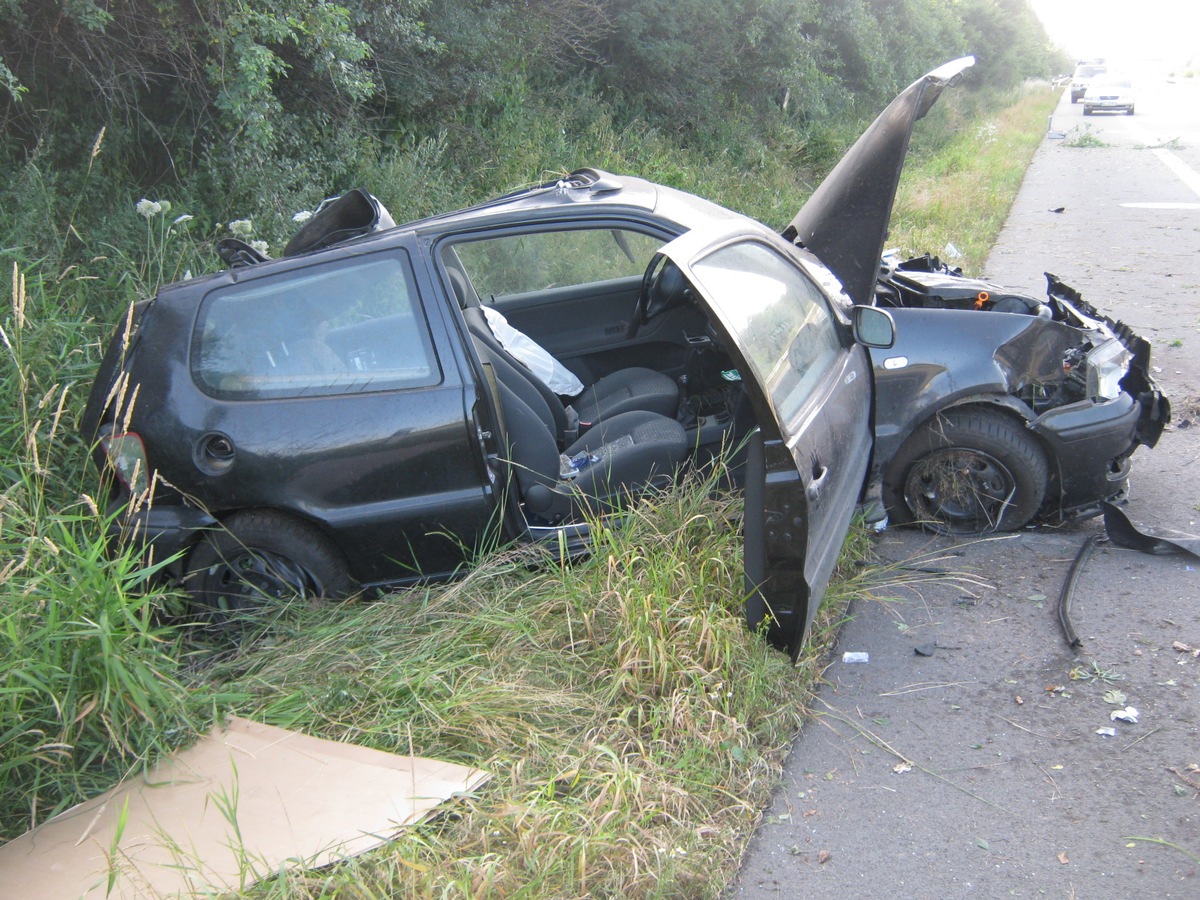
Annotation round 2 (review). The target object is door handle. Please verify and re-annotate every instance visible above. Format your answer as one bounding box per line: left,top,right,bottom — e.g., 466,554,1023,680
806,464,828,502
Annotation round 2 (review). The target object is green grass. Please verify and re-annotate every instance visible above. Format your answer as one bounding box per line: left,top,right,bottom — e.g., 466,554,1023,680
0,83,1059,893
889,84,1061,274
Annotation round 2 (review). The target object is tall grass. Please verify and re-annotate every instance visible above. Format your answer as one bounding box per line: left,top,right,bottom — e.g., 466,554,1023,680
889,83,1061,273
0,260,213,840
199,472,816,898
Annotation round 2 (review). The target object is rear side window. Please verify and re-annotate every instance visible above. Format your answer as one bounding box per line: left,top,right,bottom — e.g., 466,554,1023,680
193,252,440,399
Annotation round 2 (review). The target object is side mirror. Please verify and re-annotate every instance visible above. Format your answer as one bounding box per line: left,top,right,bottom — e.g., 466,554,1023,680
853,304,895,349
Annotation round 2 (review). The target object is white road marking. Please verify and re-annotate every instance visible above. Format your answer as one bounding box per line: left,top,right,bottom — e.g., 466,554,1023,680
1120,202,1200,209
1127,123,1200,200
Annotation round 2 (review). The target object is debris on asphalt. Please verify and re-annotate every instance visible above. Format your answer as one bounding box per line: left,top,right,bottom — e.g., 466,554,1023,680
842,651,870,664
1095,726,1117,737
1056,534,1097,650
914,643,936,657
1110,706,1140,724
1102,501,1200,559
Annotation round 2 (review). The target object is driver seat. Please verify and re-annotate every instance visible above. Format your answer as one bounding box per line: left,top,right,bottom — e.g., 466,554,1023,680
453,280,679,426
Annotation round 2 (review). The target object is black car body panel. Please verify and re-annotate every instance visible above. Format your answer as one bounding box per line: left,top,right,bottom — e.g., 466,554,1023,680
785,57,975,307
870,255,1169,526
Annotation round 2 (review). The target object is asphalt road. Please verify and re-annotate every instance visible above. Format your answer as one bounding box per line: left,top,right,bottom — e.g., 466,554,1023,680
733,79,1200,898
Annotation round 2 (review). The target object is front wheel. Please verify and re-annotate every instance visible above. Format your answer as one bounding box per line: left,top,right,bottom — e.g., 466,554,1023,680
884,409,1049,534
184,510,354,628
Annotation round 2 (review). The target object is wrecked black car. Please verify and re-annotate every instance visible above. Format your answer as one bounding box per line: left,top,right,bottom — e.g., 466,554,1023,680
870,254,1169,533
79,56,1166,655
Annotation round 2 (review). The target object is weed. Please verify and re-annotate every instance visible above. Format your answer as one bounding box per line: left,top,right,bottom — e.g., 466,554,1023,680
1064,124,1108,148
1069,659,1125,684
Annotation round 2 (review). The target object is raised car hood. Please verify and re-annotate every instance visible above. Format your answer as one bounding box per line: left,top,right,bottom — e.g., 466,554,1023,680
784,56,975,306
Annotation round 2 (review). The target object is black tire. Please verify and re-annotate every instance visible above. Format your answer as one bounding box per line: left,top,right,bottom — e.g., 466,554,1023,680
1083,107,1092,116
1126,106,1135,116
184,510,354,627
884,409,1049,534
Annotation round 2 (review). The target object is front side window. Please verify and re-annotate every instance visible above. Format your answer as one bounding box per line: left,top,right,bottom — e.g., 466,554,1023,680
193,252,440,399
452,228,663,298
689,241,842,424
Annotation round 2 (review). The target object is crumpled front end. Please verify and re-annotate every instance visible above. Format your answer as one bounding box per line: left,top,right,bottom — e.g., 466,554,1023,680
873,257,1171,523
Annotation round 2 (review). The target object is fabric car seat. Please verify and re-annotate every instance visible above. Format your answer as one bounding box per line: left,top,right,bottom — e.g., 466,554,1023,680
453,279,680,426
470,332,687,524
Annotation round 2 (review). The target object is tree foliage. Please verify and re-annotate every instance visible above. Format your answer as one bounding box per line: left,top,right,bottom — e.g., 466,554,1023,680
0,0,1063,235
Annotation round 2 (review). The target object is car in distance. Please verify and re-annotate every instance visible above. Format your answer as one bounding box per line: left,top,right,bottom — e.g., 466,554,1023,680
1082,78,1135,115
1070,61,1107,103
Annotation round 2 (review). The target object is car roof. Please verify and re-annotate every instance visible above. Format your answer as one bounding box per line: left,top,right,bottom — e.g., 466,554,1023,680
402,168,738,236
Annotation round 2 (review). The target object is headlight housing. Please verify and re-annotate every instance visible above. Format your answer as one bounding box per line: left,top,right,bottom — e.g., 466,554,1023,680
1086,339,1131,400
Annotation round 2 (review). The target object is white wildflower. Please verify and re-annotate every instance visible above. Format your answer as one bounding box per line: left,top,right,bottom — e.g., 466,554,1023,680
292,210,314,223
250,240,269,255
159,200,172,214
136,199,163,219
173,213,194,225
228,218,254,236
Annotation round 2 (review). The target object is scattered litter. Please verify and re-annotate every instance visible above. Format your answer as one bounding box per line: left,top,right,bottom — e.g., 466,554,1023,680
1096,726,1117,737
842,651,870,664
1110,706,1140,724
1015,695,1025,705
893,761,913,774
914,643,936,657
943,242,963,259
1058,850,1070,864
1048,206,1065,213
818,849,833,865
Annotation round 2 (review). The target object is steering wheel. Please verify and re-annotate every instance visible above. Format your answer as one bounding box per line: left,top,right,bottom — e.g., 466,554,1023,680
626,256,692,339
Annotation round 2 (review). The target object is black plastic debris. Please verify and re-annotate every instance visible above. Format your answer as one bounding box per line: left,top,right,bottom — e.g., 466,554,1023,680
914,643,936,657
1102,501,1200,559
1057,536,1096,651
1058,505,1200,651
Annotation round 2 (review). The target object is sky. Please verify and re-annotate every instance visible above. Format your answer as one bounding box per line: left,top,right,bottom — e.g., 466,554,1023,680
1029,0,1200,69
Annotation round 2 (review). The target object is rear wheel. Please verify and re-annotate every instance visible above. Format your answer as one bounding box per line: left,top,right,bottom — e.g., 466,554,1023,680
884,409,1049,534
184,510,354,628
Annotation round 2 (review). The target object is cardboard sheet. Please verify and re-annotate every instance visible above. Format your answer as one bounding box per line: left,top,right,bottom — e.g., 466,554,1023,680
0,716,489,897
